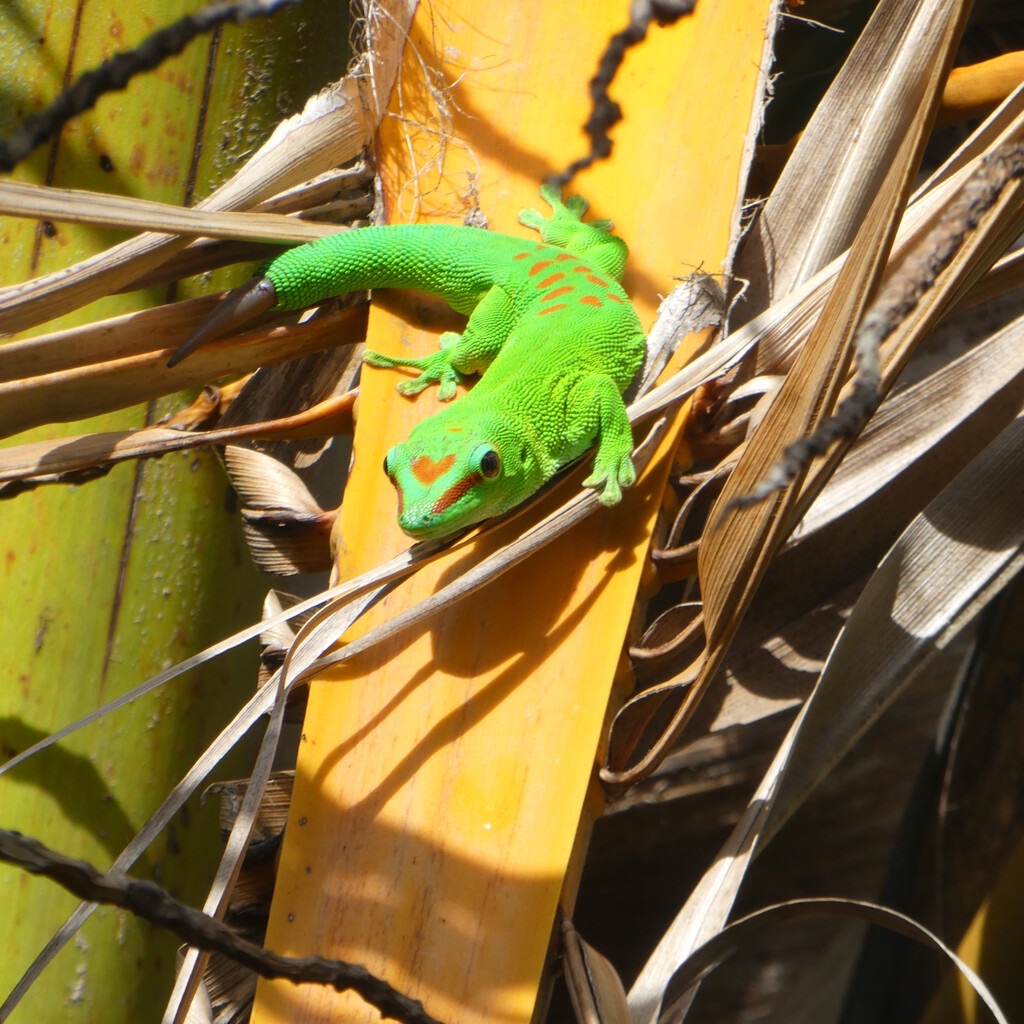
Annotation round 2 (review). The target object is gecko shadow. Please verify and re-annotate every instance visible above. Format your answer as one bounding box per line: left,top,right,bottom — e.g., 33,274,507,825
311,474,660,819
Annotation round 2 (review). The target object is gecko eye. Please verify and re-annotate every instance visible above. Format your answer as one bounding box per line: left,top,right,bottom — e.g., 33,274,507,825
382,448,396,478
472,445,502,479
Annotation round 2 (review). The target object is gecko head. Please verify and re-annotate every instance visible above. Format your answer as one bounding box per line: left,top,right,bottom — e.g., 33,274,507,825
382,413,541,540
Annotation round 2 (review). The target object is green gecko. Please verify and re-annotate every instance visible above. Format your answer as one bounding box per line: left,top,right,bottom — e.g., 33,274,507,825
169,186,647,540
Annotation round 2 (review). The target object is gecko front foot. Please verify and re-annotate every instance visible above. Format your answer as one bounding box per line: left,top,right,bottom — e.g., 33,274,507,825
364,332,466,401
583,453,637,507
568,372,638,506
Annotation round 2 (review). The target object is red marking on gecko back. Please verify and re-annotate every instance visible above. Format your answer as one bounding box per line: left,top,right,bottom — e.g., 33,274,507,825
537,303,567,316
579,294,602,307
586,274,608,287
536,272,566,289
529,260,554,276
432,472,483,515
555,253,575,261
513,251,530,260
541,285,573,302
411,453,455,485
606,293,624,304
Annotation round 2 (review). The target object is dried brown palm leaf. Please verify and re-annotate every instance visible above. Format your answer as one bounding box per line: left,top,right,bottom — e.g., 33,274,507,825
603,0,1024,788
0,179,351,243
609,120,930,782
654,899,1009,1024
762,412,1024,846
735,0,966,312
632,409,1023,1023
0,385,357,494
0,74,381,335
0,305,364,441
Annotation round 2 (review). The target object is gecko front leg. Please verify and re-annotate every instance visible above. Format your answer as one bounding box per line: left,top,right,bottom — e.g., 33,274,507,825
364,284,516,401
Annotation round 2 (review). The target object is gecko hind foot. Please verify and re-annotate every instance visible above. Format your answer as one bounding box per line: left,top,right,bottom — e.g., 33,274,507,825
519,186,625,277
522,184,614,233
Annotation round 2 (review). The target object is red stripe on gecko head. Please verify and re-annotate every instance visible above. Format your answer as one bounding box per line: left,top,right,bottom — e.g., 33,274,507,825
579,294,602,307
528,260,554,276
410,453,455,485
431,472,483,516
537,303,567,316
540,285,573,302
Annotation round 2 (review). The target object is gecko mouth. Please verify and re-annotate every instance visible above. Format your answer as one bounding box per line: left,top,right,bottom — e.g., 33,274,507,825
395,471,485,538
398,514,465,540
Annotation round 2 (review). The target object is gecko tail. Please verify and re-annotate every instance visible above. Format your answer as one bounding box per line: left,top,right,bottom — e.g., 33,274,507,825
166,276,278,367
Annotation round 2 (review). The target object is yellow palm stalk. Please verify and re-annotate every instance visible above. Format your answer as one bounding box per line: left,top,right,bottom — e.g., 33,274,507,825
252,1,774,1022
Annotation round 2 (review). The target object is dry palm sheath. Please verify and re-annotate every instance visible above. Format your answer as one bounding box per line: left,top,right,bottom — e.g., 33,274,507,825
171,186,646,538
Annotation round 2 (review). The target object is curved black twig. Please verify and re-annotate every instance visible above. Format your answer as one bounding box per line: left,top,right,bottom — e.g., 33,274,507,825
734,141,1024,507
547,0,698,190
0,828,443,1024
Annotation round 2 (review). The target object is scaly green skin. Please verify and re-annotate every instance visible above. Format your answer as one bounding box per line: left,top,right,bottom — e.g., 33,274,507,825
264,186,646,539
